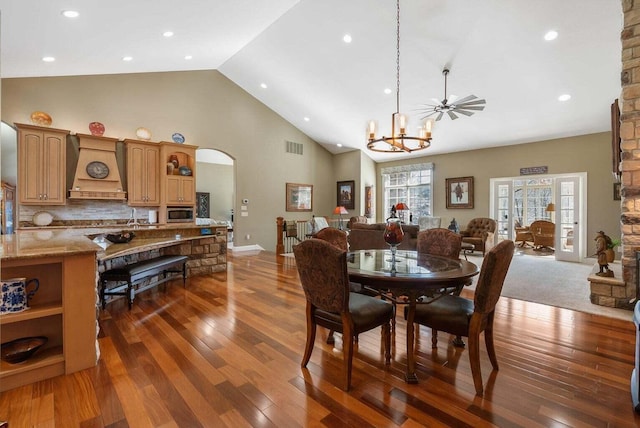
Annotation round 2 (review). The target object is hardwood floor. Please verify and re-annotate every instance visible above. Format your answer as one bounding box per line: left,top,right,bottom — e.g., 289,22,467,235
1,250,639,427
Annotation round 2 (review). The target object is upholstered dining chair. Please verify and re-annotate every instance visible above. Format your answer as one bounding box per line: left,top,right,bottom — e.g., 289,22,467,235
293,238,392,391
406,239,515,396
315,227,348,251
417,228,462,261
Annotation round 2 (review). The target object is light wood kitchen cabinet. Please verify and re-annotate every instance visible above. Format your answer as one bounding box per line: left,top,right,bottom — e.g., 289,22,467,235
125,140,160,206
15,123,69,205
166,175,195,204
0,251,97,392
159,142,197,216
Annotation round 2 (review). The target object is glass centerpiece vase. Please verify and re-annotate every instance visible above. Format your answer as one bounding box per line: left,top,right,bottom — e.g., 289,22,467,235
383,215,405,264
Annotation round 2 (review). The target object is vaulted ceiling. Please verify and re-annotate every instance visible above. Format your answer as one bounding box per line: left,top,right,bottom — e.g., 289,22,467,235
0,0,623,162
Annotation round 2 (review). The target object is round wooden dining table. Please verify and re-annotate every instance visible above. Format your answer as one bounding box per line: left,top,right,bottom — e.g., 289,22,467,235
346,249,480,383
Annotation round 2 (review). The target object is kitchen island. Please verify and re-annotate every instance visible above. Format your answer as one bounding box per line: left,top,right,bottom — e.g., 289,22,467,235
0,224,227,392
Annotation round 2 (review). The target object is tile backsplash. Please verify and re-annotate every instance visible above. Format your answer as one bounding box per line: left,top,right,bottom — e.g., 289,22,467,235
20,200,156,227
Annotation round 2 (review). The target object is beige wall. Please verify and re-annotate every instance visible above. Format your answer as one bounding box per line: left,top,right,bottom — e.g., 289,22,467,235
1,69,619,254
1,70,334,250
375,132,620,252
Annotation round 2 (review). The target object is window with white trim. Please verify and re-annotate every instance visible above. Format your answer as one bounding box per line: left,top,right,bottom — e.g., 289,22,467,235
381,163,433,222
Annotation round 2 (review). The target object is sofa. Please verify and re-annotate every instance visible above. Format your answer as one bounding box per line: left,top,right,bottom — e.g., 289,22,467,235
348,222,419,251
347,215,369,229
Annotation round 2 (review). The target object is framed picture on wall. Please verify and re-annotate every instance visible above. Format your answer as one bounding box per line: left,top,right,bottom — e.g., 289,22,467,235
196,192,210,218
364,185,373,218
286,183,313,212
614,182,621,201
337,180,355,209
446,176,474,209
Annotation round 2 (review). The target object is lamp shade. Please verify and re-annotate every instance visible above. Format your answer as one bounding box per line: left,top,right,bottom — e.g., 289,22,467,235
334,206,348,215
395,202,409,211
546,203,555,212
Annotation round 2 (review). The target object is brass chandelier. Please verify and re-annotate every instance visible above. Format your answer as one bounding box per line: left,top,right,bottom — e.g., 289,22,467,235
367,0,434,153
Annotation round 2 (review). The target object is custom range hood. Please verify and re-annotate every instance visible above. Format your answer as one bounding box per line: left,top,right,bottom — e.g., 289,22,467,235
68,134,126,200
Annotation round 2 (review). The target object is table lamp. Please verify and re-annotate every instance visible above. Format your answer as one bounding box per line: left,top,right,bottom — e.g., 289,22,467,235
334,206,348,230
546,202,555,222
395,202,409,223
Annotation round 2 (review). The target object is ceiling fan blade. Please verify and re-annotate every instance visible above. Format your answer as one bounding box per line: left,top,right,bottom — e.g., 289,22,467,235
457,100,486,108
419,110,439,119
457,105,485,111
447,94,458,104
436,112,444,121
431,98,442,105
452,109,474,117
447,111,459,120
451,94,477,105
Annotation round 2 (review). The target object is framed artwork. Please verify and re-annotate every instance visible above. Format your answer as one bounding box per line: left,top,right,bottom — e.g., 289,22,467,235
337,180,355,210
446,176,474,209
614,182,621,201
364,185,373,218
196,192,210,218
286,183,313,212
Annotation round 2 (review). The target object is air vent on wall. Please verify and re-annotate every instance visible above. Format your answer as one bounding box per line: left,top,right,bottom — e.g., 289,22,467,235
286,140,303,155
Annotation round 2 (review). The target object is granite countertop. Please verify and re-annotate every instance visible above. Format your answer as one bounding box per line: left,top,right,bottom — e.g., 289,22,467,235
2,225,227,261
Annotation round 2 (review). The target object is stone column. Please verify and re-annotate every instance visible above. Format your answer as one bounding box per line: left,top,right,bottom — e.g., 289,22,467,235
620,0,640,302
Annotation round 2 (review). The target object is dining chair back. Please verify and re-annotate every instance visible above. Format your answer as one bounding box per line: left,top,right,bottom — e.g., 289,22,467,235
315,227,348,251
416,228,462,260
407,239,515,395
293,239,392,390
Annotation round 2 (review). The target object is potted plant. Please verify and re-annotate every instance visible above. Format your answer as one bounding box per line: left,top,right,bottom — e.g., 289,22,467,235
606,237,621,263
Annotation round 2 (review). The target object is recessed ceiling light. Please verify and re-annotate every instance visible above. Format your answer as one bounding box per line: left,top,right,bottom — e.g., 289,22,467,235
544,30,558,41
260,83,268,89
337,143,343,148
343,34,352,43
61,10,79,18
42,56,55,62
184,55,193,60
558,94,571,101
162,31,174,38
122,56,133,62
384,88,392,94
304,117,310,122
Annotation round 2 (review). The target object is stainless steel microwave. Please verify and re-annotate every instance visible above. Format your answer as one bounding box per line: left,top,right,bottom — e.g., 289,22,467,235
166,207,194,223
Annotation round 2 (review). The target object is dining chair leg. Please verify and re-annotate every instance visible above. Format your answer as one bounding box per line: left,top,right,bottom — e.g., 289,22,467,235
484,314,499,370
431,328,438,348
341,315,354,391
326,329,335,344
302,304,316,367
383,322,391,365
468,317,484,396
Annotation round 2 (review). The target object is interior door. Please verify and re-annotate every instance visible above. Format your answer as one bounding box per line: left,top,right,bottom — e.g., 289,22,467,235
554,176,581,262
493,180,513,241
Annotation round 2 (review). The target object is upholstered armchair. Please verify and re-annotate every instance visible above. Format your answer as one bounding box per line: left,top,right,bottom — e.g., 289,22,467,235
530,220,555,250
460,218,497,256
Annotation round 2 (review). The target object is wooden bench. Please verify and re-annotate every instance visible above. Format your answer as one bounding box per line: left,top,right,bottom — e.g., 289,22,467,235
100,255,188,309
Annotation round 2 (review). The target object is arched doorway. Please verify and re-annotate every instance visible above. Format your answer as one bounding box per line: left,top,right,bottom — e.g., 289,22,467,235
195,149,235,245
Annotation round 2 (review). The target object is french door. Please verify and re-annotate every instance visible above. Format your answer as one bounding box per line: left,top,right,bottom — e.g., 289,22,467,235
490,174,585,262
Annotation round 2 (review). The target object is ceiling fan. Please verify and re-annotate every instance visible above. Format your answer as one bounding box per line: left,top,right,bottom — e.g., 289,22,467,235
419,68,486,121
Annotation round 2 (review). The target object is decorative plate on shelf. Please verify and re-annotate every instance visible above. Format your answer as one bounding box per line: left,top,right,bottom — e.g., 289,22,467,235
86,161,110,179
89,121,105,136
32,211,53,226
1,336,48,364
136,127,152,141
30,111,52,127
178,166,192,176
172,133,185,144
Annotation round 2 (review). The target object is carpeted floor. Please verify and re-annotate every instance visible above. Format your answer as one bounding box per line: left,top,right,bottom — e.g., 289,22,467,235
465,248,633,321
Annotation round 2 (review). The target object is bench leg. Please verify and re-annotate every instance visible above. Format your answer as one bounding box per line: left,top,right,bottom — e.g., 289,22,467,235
128,281,134,309
100,279,107,309
182,262,187,288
